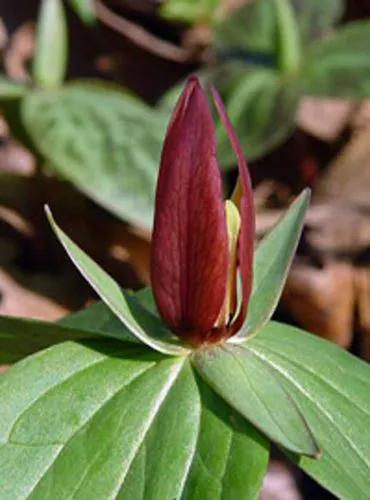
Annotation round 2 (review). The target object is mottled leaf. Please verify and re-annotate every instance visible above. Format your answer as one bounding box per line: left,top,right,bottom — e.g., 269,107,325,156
22,82,167,228
303,21,370,98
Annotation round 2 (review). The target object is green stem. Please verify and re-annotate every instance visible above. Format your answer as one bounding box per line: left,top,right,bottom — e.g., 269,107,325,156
273,0,301,74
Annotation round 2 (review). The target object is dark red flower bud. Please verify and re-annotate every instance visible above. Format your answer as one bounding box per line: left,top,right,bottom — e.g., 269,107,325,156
151,76,255,346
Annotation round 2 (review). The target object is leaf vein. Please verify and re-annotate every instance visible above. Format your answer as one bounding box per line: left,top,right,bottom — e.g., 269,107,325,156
23,361,157,498
247,345,370,468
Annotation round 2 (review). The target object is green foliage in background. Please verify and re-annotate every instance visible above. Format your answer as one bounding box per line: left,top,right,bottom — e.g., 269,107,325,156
206,0,370,164
159,0,370,166
160,0,221,24
33,0,68,88
2,0,370,228
0,0,168,229
22,83,166,228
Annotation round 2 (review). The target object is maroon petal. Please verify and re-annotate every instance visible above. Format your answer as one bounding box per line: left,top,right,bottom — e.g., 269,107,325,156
211,86,255,332
151,77,228,341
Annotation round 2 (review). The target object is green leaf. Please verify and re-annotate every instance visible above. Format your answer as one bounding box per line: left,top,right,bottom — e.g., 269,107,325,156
46,207,190,355
234,189,310,340
182,377,269,499
0,77,27,100
0,340,190,498
213,0,278,59
214,66,299,164
192,342,319,457
21,82,166,228
33,0,67,88
0,292,162,364
0,316,96,364
248,321,370,500
160,0,221,24
273,0,302,74
68,0,96,24
214,0,343,58
59,300,139,343
302,21,370,98
0,339,269,499
134,287,159,315
67,306,269,499
0,300,144,364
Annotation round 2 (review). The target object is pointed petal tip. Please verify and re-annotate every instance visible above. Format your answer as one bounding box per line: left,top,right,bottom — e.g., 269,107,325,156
180,75,204,104
186,74,202,87
209,83,254,202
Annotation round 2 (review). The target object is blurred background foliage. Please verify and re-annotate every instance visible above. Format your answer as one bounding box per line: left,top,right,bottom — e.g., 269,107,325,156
3,0,370,229
2,0,370,496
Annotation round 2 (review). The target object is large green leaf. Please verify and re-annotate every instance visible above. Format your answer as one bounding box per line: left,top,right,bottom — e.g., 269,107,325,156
22,82,167,229
0,338,269,499
181,377,269,500
33,0,67,88
248,321,370,500
214,66,299,164
160,0,220,24
234,189,310,340
302,21,370,98
0,340,190,498
46,207,190,355
192,343,319,456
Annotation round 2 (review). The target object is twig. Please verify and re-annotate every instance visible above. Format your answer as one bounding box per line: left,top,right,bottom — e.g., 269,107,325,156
94,0,195,63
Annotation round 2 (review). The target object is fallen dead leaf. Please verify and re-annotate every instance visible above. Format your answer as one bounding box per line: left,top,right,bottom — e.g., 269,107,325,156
354,267,370,361
297,96,353,142
0,268,68,321
0,17,7,52
4,21,34,83
314,123,370,209
282,261,355,348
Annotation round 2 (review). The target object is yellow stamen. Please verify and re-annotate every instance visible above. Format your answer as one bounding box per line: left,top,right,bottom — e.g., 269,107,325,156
217,199,241,326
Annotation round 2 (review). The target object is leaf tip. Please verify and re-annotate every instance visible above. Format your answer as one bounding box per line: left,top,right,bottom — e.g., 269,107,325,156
297,416,321,459
44,204,57,229
44,203,52,219
301,187,311,203
308,437,321,460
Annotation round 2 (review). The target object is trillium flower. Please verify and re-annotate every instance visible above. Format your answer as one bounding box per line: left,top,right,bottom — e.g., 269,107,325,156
151,76,255,347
